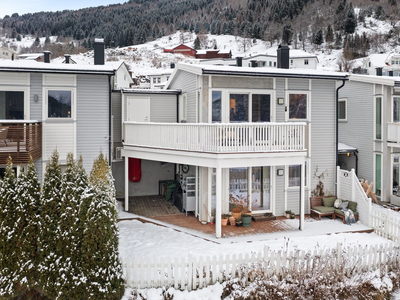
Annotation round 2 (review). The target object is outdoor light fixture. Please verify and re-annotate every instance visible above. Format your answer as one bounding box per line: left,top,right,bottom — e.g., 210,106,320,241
277,169,284,176
34,94,39,103
277,97,284,105
347,152,350,157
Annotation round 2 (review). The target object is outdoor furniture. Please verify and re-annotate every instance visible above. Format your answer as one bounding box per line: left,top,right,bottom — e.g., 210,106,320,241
310,196,359,223
0,127,8,146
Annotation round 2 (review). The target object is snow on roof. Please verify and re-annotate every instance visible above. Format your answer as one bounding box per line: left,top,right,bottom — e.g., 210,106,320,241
365,53,390,68
17,53,44,59
195,50,207,55
338,142,357,153
175,62,347,79
0,59,118,74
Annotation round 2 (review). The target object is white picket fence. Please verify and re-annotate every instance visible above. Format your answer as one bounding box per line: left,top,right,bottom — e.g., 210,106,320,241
371,209,400,243
121,242,398,290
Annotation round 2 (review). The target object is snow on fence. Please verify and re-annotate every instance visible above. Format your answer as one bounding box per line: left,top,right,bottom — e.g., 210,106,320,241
336,167,372,226
371,209,400,243
121,242,397,290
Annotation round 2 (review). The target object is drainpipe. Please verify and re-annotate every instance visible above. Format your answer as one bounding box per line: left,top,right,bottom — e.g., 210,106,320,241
108,74,112,166
336,79,346,194
354,150,359,177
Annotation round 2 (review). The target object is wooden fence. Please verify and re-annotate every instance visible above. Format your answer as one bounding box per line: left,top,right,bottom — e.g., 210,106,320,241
121,242,397,290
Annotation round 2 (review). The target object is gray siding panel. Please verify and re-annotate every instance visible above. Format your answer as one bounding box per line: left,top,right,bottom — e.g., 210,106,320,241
150,94,177,122
276,78,285,122
339,81,374,182
112,92,122,145
169,70,197,123
310,79,337,196
77,74,109,173
288,78,309,90
30,73,42,121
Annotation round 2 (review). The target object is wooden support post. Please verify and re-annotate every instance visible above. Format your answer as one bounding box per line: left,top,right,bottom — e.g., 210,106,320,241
215,167,222,238
125,156,129,212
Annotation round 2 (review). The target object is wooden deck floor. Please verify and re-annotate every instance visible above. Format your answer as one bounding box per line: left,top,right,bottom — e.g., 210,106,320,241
123,195,374,238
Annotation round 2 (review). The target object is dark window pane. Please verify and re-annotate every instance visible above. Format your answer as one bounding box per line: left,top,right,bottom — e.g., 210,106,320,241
289,94,307,119
252,94,270,122
394,97,400,122
338,101,346,120
376,97,381,140
212,91,221,122
0,91,24,120
230,94,248,122
48,90,71,118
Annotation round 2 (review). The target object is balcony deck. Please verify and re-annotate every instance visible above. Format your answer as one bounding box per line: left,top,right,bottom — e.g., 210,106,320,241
124,122,306,153
0,121,42,165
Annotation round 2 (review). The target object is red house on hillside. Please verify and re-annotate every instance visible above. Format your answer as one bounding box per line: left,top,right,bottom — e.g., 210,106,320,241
163,44,196,57
195,49,232,59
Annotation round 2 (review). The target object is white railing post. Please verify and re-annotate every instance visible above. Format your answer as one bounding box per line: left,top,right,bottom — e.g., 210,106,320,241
351,169,355,202
336,166,341,198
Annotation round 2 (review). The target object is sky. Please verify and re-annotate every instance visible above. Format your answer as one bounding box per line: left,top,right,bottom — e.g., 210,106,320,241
1,0,125,18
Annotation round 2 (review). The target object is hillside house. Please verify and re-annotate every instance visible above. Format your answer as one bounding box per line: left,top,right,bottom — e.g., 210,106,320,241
0,39,132,179
362,53,400,76
119,48,347,238
163,44,196,57
195,49,232,59
0,46,17,60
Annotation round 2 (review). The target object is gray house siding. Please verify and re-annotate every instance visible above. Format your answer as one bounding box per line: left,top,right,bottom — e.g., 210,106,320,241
339,81,374,183
309,79,337,197
30,73,42,121
169,70,197,123
76,74,109,173
112,92,122,149
276,79,285,122
150,94,177,123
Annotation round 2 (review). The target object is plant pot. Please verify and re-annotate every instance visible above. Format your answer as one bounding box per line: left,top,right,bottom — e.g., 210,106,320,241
241,214,252,227
285,214,290,219
290,214,295,219
229,217,236,226
231,212,242,220
235,221,242,227
221,218,228,226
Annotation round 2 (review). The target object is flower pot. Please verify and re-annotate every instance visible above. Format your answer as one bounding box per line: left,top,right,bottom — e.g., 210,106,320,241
221,218,228,226
231,212,242,220
241,214,252,228
286,214,290,219
235,221,242,227
229,217,236,226
290,214,295,219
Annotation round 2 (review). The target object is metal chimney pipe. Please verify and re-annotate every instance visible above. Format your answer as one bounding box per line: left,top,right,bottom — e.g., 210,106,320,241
43,51,51,63
236,57,243,67
376,67,383,76
64,54,71,64
277,44,289,69
93,38,105,65
170,62,175,69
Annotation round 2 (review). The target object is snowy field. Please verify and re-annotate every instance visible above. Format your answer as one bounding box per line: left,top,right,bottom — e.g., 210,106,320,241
117,201,399,299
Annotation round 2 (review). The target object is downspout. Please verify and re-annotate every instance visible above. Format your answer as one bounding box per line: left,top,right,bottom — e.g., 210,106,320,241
354,150,359,177
108,74,112,166
336,79,346,194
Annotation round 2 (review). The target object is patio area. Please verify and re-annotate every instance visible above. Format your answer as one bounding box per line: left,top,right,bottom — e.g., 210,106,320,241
119,195,374,239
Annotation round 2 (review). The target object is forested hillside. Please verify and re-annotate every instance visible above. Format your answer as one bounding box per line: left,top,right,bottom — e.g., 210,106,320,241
1,0,399,59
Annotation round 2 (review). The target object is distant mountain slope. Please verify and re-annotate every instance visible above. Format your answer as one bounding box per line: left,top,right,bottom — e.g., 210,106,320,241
1,0,399,54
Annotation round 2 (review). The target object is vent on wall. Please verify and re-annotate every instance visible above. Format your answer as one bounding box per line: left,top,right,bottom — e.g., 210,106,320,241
115,147,122,160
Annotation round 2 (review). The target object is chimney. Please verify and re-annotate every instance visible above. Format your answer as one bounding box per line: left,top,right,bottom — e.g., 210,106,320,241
11,53,14,61
277,44,289,69
236,57,243,67
389,70,394,77
170,62,175,69
93,38,105,65
376,67,383,76
64,54,71,64
43,51,51,63
250,60,257,68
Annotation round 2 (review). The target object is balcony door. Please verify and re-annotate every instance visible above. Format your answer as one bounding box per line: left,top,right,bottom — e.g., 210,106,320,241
0,91,24,120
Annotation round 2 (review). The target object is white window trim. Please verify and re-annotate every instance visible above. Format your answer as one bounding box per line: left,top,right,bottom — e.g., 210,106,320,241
209,88,276,123
338,98,347,122
43,87,76,121
392,96,400,123
0,85,30,120
286,162,308,190
179,93,187,122
285,91,310,122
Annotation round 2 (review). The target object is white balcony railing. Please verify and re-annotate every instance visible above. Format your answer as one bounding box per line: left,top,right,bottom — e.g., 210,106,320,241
388,122,400,143
124,122,306,153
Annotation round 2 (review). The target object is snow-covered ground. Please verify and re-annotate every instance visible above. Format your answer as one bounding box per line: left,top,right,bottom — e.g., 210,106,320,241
117,201,399,300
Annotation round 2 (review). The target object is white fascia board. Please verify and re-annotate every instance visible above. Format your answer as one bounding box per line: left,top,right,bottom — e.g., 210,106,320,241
349,74,396,86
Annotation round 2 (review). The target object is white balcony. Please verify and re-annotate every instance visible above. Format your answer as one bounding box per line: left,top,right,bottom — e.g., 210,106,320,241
123,122,306,153
388,123,400,143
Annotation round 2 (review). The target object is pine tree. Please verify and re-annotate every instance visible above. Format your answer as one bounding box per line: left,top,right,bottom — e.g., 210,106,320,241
38,150,63,299
282,24,293,45
193,36,201,50
80,153,124,299
326,24,334,43
344,3,357,34
313,29,324,46
11,157,41,296
0,158,17,298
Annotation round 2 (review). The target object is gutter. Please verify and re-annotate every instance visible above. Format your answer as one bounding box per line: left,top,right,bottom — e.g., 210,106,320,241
108,74,112,166
202,69,347,80
335,79,347,194
0,67,115,75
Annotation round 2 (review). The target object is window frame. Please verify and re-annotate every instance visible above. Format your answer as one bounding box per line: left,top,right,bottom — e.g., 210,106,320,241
285,91,310,121
375,96,382,140
304,59,309,65
44,87,76,121
393,96,400,123
0,86,29,120
338,98,347,122
286,162,307,190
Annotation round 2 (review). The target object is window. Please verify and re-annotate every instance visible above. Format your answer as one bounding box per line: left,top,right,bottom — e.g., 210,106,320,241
290,59,293,65
369,62,371,67
152,78,156,83
376,97,382,140
376,154,381,196
304,59,309,65
48,90,72,118
252,94,270,122
212,91,222,122
288,164,306,187
274,62,276,67
394,155,400,195
394,97,400,122
157,77,161,83
229,94,248,122
338,99,346,121
288,93,308,120
167,76,170,81
269,61,272,67
0,91,24,120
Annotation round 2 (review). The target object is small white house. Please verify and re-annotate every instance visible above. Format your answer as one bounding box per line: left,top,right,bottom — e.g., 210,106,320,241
0,46,17,60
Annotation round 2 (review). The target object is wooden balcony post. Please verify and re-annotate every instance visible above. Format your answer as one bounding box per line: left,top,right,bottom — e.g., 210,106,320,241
215,167,222,238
